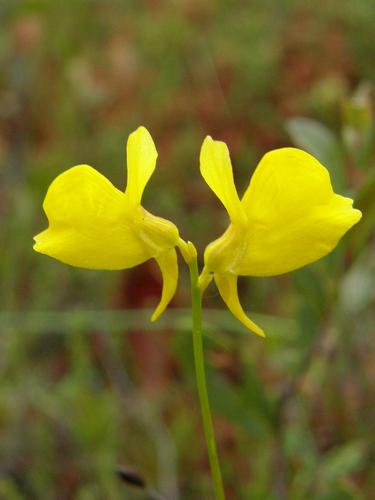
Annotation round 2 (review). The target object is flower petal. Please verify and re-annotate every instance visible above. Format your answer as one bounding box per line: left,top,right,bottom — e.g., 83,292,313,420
151,248,178,321
200,136,246,225
125,126,157,205
237,148,362,276
214,272,265,337
34,165,149,269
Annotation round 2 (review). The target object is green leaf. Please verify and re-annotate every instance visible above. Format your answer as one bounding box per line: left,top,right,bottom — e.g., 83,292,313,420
341,83,374,170
346,172,375,258
0,479,27,500
207,373,270,436
319,441,366,487
0,309,297,338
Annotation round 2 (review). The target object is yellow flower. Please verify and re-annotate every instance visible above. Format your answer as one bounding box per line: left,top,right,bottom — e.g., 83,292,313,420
199,137,362,337
34,126,184,321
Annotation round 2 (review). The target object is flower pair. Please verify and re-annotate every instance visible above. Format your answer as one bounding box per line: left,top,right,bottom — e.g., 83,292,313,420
34,127,361,336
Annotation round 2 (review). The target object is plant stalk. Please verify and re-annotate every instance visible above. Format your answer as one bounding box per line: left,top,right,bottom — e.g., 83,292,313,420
187,250,225,500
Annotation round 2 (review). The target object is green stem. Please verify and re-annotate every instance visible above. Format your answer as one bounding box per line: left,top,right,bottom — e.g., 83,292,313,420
188,250,225,500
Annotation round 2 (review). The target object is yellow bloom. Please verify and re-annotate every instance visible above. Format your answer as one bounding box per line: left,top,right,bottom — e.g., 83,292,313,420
34,126,183,321
199,137,362,337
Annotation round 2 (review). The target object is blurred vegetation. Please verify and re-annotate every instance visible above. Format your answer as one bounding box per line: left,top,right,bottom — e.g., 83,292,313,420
1,1,375,499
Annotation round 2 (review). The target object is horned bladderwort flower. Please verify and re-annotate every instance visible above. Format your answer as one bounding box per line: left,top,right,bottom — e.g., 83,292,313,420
198,136,362,337
33,126,188,321
34,128,362,500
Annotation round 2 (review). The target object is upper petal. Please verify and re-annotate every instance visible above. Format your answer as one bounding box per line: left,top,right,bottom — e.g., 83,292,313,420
125,126,157,205
236,148,362,276
200,136,246,225
34,165,150,269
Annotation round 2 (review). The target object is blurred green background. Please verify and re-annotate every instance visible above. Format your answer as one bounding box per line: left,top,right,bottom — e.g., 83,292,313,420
1,1,375,499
